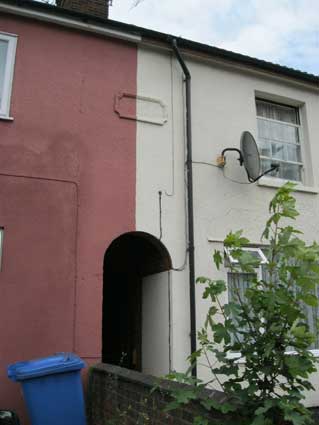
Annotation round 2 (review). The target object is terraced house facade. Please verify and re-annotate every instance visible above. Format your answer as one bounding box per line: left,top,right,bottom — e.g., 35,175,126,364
0,0,318,421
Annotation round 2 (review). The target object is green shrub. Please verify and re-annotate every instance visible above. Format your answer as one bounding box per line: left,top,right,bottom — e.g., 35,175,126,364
167,183,319,425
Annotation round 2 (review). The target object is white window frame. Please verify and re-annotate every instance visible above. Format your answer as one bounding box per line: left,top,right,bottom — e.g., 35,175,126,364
0,32,18,119
224,247,268,268
256,98,304,183
226,248,266,360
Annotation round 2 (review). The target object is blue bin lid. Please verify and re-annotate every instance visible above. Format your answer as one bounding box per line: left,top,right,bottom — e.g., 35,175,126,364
7,353,86,381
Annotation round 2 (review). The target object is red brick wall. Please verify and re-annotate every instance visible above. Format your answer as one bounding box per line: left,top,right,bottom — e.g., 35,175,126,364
87,363,227,425
57,0,109,19
87,364,319,424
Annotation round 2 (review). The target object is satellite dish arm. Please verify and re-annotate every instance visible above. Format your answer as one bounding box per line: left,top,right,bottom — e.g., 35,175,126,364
221,148,244,166
251,163,280,182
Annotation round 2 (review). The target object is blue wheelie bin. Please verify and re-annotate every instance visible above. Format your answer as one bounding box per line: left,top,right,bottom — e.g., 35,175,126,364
7,353,86,425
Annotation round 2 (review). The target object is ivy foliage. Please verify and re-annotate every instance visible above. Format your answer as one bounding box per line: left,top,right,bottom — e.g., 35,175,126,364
167,183,319,425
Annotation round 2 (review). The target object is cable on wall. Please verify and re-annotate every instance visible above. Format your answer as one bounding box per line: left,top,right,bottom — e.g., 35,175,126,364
158,190,163,240
222,168,253,185
192,160,254,184
157,53,189,271
192,160,220,168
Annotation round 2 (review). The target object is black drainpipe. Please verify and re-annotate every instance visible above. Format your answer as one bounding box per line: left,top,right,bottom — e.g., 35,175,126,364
171,38,197,378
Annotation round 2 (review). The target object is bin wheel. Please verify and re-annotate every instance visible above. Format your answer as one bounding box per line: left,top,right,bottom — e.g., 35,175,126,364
0,411,20,425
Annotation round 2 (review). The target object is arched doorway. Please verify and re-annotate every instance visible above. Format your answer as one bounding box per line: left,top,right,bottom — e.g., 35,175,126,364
102,232,172,374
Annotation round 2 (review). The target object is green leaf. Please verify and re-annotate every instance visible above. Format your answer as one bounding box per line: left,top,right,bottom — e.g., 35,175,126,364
164,389,198,412
213,250,223,270
163,400,181,412
284,411,305,425
251,415,271,425
224,302,241,318
220,402,238,414
255,400,276,416
298,293,318,307
211,323,231,344
201,398,219,411
193,417,209,425
224,230,250,248
196,276,211,285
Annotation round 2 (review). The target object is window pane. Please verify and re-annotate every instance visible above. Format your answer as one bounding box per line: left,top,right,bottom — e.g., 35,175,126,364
256,100,298,124
297,283,319,350
261,159,280,177
304,302,319,350
228,273,256,343
257,119,299,144
0,40,8,104
283,125,299,144
258,118,270,139
286,144,301,163
228,264,319,350
258,138,271,157
271,142,286,161
278,162,302,181
256,100,302,182
261,159,303,181
261,158,272,174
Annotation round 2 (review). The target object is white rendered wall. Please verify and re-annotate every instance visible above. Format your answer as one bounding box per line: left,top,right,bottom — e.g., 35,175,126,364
136,45,319,405
142,271,170,376
136,46,191,374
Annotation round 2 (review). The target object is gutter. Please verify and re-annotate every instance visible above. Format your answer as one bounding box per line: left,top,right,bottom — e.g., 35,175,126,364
171,38,197,378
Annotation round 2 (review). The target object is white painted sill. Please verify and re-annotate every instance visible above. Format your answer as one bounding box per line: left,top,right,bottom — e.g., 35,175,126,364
258,176,319,194
227,349,319,363
0,115,14,121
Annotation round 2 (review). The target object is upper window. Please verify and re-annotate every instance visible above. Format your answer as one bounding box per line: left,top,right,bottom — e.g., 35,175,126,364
256,99,303,182
0,32,17,119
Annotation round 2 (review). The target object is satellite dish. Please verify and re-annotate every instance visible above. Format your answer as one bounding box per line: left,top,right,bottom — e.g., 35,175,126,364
219,131,279,183
240,131,261,181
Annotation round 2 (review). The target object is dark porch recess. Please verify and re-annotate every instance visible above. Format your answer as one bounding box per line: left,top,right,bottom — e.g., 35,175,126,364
102,232,171,371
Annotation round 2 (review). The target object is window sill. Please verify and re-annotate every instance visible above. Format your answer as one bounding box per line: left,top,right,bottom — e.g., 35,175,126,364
227,349,319,363
258,177,319,194
0,115,14,121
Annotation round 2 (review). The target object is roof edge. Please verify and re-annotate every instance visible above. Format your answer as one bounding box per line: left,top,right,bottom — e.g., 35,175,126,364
1,0,318,86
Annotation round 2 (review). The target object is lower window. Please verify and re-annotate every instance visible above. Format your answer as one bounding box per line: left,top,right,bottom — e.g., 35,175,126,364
226,248,319,351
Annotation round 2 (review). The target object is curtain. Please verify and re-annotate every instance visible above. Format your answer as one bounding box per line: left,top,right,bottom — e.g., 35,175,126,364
256,100,301,181
228,268,319,349
256,100,298,124
227,272,256,343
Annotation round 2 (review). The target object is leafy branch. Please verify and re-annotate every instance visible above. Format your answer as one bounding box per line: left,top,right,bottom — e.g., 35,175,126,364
166,183,319,425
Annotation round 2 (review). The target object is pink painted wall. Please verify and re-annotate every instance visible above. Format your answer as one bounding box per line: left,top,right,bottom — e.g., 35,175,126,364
0,13,137,421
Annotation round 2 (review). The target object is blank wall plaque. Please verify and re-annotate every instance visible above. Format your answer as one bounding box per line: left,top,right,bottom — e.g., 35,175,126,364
114,92,167,125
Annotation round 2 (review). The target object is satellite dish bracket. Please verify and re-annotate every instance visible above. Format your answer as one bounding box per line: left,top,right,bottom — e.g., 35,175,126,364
250,163,280,183
221,148,244,166
221,131,280,183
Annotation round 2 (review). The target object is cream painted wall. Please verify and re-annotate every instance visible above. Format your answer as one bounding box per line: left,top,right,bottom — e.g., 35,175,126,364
142,271,170,376
136,45,319,406
136,47,191,374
